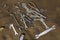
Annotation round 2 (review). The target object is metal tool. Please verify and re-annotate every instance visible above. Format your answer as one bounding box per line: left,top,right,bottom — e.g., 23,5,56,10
28,1,40,12
10,14,21,31
34,18,49,29
9,24,18,35
22,3,46,19
35,25,56,39
20,14,28,30
19,33,25,40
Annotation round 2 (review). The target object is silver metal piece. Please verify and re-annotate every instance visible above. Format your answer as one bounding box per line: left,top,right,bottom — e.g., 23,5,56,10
19,34,25,40
32,10,46,19
30,14,39,18
22,3,46,19
39,18,48,29
10,14,21,31
24,18,31,23
24,15,33,23
35,25,56,39
9,24,18,35
20,14,28,30
34,8,40,12
34,18,49,29
22,3,30,12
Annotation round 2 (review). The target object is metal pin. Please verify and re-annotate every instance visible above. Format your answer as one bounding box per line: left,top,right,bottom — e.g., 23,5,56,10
9,24,18,35
35,25,56,39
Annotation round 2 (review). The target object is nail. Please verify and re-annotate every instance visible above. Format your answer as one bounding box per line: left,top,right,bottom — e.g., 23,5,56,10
35,25,56,39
